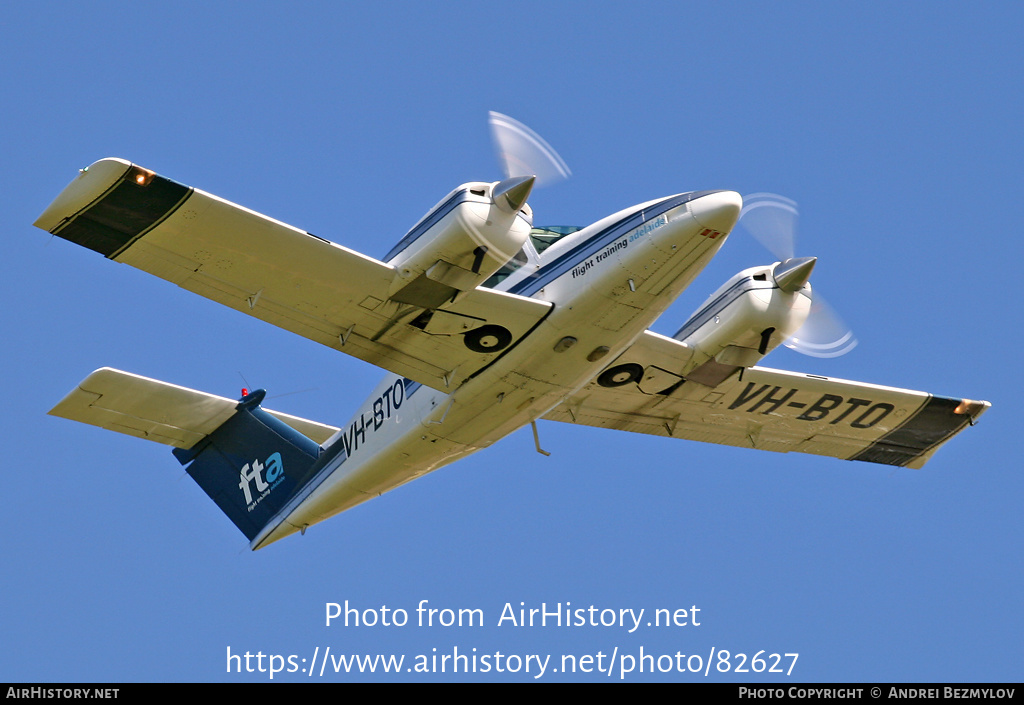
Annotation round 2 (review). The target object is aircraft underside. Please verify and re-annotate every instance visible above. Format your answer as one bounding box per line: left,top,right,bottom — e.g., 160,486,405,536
34,115,989,549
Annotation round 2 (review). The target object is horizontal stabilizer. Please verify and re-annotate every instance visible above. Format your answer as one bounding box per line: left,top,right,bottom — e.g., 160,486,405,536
50,368,339,448
50,368,342,542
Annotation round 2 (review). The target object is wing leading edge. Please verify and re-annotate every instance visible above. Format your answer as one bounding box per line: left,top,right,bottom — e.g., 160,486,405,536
35,159,552,393
544,331,989,469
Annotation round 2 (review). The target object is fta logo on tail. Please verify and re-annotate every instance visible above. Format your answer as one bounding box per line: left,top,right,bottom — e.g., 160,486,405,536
238,451,285,510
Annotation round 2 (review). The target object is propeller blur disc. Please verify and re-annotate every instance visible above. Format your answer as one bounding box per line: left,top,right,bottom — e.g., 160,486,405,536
740,193,798,261
785,292,859,358
740,193,858,358
488,111,571,187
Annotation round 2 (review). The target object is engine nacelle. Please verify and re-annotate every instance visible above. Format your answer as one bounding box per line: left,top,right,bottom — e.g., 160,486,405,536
674,259,814,386
384,177,535,309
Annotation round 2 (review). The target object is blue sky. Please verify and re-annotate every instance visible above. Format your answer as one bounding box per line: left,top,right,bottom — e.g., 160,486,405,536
2,2,1020,682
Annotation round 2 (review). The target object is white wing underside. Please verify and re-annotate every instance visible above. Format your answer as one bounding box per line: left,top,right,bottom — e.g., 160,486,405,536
544,331,989,469
36,159,989,469
35,159,551,394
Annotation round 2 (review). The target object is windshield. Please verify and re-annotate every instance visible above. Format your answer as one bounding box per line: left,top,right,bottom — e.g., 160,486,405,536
529,225,584,254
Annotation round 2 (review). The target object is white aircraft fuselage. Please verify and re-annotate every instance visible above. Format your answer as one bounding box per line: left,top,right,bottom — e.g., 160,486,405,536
257,188,742,548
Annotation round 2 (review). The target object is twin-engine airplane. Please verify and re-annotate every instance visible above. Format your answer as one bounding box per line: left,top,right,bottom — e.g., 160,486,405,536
34,114,988,550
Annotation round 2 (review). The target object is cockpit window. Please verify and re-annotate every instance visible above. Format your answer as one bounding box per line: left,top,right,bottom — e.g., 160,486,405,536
482,246,529,288
530,225,583,254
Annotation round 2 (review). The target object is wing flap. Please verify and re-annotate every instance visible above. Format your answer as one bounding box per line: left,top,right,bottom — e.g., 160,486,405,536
545,332,989,468
36,159,553,392
50,368,340,448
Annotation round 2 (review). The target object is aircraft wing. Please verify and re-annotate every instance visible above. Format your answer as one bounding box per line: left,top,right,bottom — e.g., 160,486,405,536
35,159,552,392
49,367,340,449
543,331,990,469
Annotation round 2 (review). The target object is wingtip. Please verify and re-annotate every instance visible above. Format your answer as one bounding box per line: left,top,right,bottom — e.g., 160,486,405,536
34,158,133,232
955,398,991,424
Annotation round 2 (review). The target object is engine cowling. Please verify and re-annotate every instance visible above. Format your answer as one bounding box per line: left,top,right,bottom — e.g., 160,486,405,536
674,258,815,386
384,177,535,309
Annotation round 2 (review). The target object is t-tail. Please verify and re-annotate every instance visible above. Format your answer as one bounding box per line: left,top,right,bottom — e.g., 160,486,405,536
48,368,341,546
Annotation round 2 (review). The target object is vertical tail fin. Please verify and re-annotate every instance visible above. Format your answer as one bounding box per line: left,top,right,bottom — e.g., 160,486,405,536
171,390,320,541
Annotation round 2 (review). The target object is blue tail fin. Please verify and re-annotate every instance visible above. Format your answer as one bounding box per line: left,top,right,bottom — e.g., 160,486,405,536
172,390,320,541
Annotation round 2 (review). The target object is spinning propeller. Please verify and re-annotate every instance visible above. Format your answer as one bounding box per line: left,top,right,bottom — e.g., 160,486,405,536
740,193,858,358
488,111,571,187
